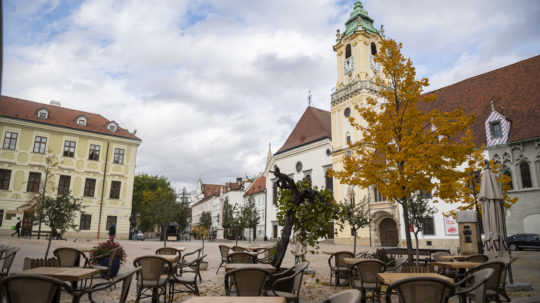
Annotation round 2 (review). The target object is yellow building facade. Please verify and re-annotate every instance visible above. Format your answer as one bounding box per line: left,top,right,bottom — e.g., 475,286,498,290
0,96,141,239
331,1,401,246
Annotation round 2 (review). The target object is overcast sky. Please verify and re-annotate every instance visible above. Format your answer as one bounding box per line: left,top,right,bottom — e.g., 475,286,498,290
3,0,540,192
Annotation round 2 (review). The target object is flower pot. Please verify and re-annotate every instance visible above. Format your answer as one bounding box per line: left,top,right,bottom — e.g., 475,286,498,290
99,257,121,278
200,261,208,271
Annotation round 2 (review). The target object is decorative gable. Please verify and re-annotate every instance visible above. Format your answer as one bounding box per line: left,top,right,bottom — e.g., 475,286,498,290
485,110,510,147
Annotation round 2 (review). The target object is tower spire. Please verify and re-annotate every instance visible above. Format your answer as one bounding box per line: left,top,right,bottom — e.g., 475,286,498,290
308,90,312,107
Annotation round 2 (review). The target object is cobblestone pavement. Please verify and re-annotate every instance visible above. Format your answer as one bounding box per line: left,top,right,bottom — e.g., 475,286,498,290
2,236,539,302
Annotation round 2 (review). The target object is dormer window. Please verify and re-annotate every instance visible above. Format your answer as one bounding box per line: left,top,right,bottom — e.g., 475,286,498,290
76,116,87,127
107,122,118,132
490,121,502,139
37,109,48,120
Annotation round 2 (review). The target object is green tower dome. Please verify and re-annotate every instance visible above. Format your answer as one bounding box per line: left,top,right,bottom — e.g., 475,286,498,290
340,0,379,41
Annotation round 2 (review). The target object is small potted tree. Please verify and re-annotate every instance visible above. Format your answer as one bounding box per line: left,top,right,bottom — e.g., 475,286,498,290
90,240,127,278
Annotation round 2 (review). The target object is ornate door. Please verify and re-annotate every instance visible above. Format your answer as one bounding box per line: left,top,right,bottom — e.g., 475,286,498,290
379,218,398,247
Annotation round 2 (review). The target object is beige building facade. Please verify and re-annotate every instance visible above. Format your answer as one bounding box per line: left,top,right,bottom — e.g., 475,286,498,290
0,96,141,239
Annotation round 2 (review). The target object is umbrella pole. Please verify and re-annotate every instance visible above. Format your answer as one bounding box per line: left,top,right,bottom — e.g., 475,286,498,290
501,202,514,284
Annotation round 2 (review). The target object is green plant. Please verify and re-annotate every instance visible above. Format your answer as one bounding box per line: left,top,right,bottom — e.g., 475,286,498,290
90,240,127,264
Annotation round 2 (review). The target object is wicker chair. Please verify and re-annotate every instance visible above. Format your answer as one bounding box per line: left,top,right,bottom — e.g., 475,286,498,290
0,274,73,303
231,246,248,252
468,261,506,302
0,248,19,280
350,260,385,303
133,255,173,303
328,251,354,287
455,268,494,303
22,257,60,270
53,247,89,267
225,268,269,296
169,254,206,300
156,247,180,256
228,252,257,264
217,245,231,273
401,263,434,273
179,248,203,282
256,247,275,264
385,276,454,303
465,254,489,263
267,262,309,303
323,289,362,303
70,268,141,303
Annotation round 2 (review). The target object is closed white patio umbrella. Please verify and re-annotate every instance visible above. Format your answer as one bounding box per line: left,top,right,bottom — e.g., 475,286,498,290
478,166,505,258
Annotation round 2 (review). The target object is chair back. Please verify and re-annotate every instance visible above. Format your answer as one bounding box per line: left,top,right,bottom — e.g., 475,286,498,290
470,261,505,292
1,248,18,275
22,257,59,270
431,251,450,261
324,289,362,303
182,248,202,264
225,268,269,296
155,247,180,256
291,262,309,295
352,260,385,285
114,267,141,303
53,247,87,267
133,256,172,282
401,263,434,273
456,268,494,303
231,246,248,252
228,252,256,264
219,245,230,261
0,274,72,303
385,277,454,303
329,251,354,269
465,254,489,263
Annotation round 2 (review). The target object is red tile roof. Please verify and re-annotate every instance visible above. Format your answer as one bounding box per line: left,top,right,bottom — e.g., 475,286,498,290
244,175,266,196
0,95,140,141
276,106,331,154
425,55,540,146
202,184,224,198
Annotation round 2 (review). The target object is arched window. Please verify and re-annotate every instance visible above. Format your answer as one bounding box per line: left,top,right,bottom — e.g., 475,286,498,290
76,116,87,127
371,42,377,55
520,161,532,188
503,168,513,190
345,44,352,58
346,132,351,145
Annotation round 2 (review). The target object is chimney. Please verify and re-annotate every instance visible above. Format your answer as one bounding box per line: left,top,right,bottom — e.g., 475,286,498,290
49,100,61,107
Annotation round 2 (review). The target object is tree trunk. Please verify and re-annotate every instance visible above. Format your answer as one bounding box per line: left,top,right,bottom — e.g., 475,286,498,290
271,210,294,268
353,229,357,256
414,232,419,266
164,224,168,248
401,200,414,264
44,233,53,259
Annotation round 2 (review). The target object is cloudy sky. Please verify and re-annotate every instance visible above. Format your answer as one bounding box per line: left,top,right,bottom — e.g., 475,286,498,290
3,0,540,192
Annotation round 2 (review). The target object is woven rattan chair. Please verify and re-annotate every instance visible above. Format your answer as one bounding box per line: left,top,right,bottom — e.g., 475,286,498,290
225,268,269,296
169,254,206,300
465,254,489,263
350,260,385,303
133,255,173,303
323,289,362,303
22,257,60,270
217,245,231,273
455,268,494,303
70,268,141,303
231,246,248,252
431,251,451,261
180,248,203,282
228,252,257,264
267,262,309,303
256,247,276,264
53,247,89,267
156,247,180,256
385,276,454,303
0,274,72,303
401,263,434,273
0,248,19,279
468,261,506,302
328,251,354,287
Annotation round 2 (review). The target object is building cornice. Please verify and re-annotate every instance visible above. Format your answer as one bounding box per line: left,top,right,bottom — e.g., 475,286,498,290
331,80,379,106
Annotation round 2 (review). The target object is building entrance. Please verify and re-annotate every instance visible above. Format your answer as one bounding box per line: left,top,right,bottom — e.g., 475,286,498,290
379,218,398,247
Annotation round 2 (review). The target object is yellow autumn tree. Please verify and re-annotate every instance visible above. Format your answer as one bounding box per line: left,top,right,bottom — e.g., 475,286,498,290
448,149,517,218
331,39,477,260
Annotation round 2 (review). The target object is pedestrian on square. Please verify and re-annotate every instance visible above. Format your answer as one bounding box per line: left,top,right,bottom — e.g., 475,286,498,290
11,218,21,237
109,223,116,241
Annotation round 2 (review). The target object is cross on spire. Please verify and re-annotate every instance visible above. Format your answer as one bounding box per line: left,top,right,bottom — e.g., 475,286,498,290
308,90,312,106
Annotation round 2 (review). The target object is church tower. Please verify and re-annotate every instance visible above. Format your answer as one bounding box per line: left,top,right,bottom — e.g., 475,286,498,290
331,1,399,246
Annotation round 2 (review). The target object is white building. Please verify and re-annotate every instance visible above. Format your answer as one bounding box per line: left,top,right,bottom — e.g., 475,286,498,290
243,175,267,240
265,106,333,240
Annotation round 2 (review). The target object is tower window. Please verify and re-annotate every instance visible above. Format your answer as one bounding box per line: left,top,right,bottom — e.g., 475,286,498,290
344,107,351,117
345,44,352,58
371,42,377,55
490,121,503,139
346,132,351,145
520,161,532,188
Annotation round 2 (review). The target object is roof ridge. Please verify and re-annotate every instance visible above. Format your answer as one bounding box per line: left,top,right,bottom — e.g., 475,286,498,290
1,95,109,119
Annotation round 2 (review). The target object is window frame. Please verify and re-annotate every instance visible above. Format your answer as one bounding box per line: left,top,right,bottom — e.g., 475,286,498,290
33,136,48,154
422,217,435,235
110,181,121,199
89,144,101,161
0,169,11,190
370,42,377,55
26,172,42,193
57,175,71,195
520,161,532,188
345,44,352,58
113,148,125,164
63,140,76,158
83,178,96,197
3,131,18,150
79,214,91,230
490,121,503,139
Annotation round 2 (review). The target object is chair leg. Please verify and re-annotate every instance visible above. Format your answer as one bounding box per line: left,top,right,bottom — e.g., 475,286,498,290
216,261,223,274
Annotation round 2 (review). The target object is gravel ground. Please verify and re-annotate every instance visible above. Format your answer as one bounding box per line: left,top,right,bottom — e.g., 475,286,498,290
2,236,539,302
